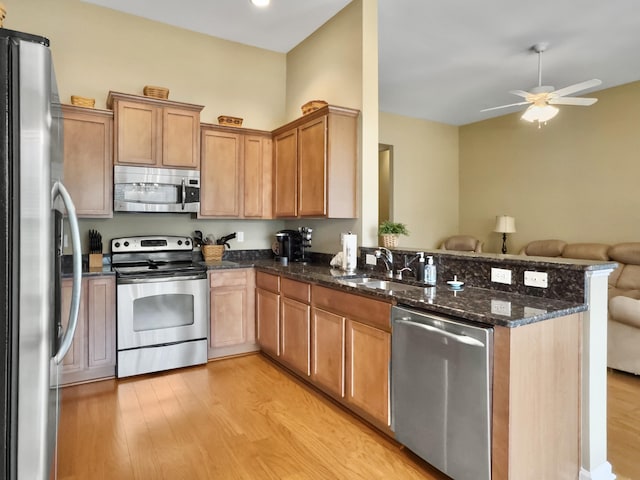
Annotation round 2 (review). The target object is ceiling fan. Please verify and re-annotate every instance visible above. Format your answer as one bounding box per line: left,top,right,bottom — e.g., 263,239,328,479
481,43,602,124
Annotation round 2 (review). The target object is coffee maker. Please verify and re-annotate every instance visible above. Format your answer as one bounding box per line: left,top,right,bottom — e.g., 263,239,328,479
274,228,312,263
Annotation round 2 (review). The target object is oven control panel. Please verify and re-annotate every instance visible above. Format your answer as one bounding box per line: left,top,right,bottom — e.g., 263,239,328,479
111,235,192,253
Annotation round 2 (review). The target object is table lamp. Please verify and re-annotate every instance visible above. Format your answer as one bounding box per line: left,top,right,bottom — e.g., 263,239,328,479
495,215,516,254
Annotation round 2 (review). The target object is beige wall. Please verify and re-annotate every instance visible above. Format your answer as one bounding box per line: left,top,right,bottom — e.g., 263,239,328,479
379,112,459,249
6,0,289,252
285,0,379,253
459,80,640,254
6,0,287,129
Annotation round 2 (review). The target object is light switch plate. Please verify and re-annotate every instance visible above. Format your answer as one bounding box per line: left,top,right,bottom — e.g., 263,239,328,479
366,254,377,265
236,231,244,242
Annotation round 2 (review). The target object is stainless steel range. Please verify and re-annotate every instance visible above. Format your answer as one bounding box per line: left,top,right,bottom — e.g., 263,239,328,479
112,235,208,378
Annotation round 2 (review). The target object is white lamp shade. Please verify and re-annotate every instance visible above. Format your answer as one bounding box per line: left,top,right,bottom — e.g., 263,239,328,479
521,104,559,123
495,215,516,233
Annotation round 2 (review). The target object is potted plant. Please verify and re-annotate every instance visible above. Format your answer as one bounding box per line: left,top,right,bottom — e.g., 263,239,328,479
378,220,409,248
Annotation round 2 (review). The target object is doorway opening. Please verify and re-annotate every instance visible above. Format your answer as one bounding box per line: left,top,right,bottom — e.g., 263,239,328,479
378,144,393,224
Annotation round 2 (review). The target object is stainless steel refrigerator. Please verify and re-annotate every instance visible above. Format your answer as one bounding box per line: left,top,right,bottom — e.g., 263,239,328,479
0,28,82,479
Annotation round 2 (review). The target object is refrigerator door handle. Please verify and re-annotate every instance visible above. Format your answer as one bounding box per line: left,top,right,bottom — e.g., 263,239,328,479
395,317,486,347
52,181,82,364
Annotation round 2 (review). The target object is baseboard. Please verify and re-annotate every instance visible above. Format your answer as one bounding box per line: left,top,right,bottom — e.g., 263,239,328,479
579,462,616,480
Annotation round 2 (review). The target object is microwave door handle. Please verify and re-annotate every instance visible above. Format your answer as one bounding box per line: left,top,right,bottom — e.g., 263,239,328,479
181,178,186,210
52,181,83,364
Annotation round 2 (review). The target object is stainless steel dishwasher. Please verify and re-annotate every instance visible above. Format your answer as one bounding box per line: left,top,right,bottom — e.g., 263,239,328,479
391,305,493,480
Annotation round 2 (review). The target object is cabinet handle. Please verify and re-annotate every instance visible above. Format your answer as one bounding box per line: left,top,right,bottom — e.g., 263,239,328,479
395,317,486,347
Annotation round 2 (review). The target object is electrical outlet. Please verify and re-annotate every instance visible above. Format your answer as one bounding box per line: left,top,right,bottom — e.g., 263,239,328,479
491,299,512,316
236,231,244,242
524,306,547,318
524,270,548,288
63,234,68,248
366,254,377,265
491,267,512,284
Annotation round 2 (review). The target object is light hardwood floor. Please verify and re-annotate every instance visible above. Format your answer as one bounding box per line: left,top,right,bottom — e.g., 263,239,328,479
56,354,446,480
56,354,640,480
608,369,640,480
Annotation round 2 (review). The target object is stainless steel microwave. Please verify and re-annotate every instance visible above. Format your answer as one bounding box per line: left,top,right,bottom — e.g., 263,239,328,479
114,165,200,213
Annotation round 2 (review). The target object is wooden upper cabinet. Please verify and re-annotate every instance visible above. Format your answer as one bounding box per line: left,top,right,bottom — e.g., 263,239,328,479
107,91,203,169
61,105,113,218
298,115,327,217
200,128,241,216
162,107,200,168
199,124,272,218
272,105,359,219
273,128,298,217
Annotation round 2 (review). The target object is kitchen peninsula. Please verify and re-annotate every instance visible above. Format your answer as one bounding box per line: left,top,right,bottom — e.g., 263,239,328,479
246,247,616,480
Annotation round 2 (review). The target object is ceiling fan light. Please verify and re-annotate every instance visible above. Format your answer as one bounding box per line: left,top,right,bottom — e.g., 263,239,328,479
521,104,559,123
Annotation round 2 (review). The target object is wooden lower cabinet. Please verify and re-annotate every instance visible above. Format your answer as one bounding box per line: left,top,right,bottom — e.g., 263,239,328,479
311,308,345,398
255,275,392,431
280,297,310,376
345,319,390,427
208,269,257,359
256,272,281,358
60,276,116,385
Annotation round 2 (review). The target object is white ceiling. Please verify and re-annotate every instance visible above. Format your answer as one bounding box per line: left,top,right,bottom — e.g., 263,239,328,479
82,0,640,126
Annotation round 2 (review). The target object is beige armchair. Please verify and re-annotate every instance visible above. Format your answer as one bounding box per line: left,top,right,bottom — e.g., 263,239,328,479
439,235,483,253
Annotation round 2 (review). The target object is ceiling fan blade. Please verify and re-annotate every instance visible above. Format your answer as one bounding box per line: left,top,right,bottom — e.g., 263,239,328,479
550,79,602,98
548,97,598,106
480,101,531,113
509,90,531,99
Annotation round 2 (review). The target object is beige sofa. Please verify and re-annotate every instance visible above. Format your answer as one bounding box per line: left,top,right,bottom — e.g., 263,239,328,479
521,240,640,375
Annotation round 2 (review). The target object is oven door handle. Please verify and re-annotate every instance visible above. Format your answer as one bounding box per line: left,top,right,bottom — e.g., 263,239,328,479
53,181,83,364
181,178,186,210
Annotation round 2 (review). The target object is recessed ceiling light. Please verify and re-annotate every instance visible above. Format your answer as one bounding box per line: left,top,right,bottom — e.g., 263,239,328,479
251,0,270,7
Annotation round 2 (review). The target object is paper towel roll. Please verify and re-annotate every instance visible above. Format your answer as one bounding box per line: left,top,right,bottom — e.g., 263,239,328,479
342,233,357,273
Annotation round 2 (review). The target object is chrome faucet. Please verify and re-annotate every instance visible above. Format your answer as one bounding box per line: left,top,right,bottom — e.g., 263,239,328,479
395,267,412,280
375,247,394,278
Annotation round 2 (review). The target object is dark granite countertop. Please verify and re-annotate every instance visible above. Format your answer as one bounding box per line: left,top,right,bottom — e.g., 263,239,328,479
206,259,587,328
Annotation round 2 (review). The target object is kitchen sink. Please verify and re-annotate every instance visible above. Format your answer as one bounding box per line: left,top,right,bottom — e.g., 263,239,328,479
340,276,423,293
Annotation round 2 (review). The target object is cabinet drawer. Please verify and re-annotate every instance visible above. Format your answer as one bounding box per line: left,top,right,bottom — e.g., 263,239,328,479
209,269,247,288
312,285,391,332
256,271,280,293
281,277,310,303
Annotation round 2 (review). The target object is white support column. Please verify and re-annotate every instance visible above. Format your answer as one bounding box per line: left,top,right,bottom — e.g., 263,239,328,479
580,269,616,480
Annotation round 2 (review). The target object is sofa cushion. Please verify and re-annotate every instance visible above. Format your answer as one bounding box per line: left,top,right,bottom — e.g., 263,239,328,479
562,243,610,261
609,295,640,329
608,243,640,266
615,264,640,291
521,239,566,257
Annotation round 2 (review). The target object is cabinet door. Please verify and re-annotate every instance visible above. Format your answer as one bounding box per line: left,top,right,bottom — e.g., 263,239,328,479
114,100,159,166
273,128,298,217
200,129,241,216
244,135,271,218
298,115,327,217
162,107,200,169
62,106,113,217
280,297,311,376
60,278,87,378
86,277,116,371
256,288,280,357
210,285,246,349
346,319,391,427
311,307,345,398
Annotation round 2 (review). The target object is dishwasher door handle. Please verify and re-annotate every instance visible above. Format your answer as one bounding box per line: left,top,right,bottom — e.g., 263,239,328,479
395,317,486,347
